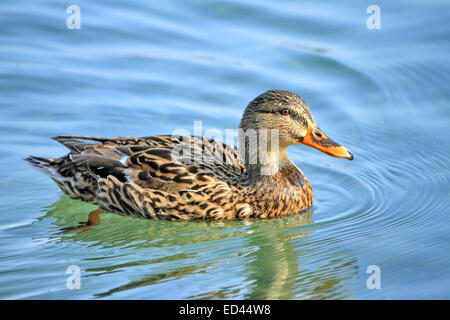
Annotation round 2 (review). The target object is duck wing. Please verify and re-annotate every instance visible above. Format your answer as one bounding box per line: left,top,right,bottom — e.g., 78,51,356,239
35,135,249,220
53,135,245,190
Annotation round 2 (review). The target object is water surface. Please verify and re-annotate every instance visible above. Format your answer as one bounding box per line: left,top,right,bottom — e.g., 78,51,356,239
1,0,449,299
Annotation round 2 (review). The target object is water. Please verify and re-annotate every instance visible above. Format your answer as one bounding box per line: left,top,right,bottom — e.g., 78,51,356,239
1,0,449,299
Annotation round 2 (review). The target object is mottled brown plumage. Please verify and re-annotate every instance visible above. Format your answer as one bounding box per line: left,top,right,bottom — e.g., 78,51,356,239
26,90,353,221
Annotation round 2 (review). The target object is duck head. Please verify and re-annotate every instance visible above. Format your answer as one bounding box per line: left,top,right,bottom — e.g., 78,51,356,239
239,89,353,160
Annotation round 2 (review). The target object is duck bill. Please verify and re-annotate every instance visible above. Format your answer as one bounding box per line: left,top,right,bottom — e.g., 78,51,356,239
302,128,353,160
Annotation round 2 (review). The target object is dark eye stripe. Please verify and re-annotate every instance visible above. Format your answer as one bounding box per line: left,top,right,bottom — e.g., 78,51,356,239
290,111,308,126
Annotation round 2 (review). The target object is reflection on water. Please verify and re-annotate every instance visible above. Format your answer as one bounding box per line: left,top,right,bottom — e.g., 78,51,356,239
1,0,450,299
38,196,356,299
43,197,314,247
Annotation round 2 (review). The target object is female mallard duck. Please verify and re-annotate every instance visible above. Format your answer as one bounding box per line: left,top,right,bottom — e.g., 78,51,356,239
26,90,353,222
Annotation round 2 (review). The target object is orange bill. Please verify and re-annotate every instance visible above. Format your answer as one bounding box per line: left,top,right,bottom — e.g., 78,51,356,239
302,127,353,160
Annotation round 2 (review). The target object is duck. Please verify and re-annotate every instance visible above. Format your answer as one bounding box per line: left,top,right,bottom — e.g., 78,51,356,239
26,89,353,223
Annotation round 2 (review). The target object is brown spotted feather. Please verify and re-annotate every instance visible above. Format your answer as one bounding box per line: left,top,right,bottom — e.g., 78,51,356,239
26,134,312,220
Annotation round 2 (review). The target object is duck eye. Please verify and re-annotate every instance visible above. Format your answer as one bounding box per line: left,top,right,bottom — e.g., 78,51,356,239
280,108,290,116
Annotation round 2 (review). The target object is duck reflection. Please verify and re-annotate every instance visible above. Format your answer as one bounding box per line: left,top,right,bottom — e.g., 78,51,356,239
40,196,357,299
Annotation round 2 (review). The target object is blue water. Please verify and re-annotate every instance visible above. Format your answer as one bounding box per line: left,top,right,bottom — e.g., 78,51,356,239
1,0,449,299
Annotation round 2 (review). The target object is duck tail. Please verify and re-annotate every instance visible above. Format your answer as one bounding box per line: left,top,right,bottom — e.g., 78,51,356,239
25,156,62,180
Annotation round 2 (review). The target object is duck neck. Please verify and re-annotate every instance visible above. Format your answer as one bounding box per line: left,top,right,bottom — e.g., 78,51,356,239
244,147,288,178
247,153,307,188
238,131,306,187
